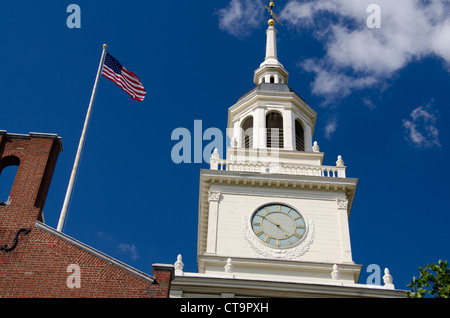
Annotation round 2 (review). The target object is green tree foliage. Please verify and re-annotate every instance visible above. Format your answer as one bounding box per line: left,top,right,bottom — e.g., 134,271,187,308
407,260,450,298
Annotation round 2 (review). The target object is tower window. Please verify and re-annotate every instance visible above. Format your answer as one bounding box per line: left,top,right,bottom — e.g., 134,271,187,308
270,76,275,83
266,112,283,148
295,120,305,151
242,117,253,149
0,156,20,204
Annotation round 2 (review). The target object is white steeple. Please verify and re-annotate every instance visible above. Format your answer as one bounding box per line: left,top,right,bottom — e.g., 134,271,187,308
265,24,278,60
169,0,405,299
254,2,289,85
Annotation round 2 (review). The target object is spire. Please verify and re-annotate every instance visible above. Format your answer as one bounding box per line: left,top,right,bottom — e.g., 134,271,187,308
254,1,289,85
265,1,278,61
265,24,278,61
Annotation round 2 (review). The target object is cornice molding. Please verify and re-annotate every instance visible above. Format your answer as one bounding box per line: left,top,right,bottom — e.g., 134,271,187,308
171,272,406,298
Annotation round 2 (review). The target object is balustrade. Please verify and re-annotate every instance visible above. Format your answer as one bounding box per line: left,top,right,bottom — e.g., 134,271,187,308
210,158,346,178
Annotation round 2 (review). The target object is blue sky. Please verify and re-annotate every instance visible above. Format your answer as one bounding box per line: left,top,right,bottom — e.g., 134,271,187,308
1,0,449,292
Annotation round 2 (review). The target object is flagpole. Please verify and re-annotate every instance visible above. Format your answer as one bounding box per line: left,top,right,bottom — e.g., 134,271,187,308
57,44,108,232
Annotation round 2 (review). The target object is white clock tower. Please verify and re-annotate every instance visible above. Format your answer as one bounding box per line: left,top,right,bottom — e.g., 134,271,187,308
170,1,404,298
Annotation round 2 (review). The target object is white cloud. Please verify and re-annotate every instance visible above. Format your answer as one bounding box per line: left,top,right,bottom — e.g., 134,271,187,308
216,0,265,38
97,231,114,241
402,103,441,148
279,0,450,98
324,116,338,139
301,58,378,99
432,18,450,69
118,243,140,261
217,0,450,95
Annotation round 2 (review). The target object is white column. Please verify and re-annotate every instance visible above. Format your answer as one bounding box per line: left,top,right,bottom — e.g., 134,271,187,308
254,108,266,149
304,122,313,152
206,192,221,254
337,199,353,263
233,120,241,148
283,109,294,150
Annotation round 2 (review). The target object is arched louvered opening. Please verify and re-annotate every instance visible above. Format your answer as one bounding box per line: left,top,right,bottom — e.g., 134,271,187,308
0,156,20,204
241,117,253,149
295,119,305,151
266,112,283,148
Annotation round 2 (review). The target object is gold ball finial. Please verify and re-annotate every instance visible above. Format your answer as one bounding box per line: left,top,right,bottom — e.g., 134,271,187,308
270,1,275,7
268,19,275,26
103,44,108,49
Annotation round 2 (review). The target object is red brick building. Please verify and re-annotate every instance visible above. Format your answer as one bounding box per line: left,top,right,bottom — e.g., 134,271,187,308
0,131,174,298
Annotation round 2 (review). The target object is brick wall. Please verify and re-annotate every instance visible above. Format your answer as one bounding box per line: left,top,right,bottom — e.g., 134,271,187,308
0,224,155,297
151,264,176,298
0,132,61,242
0,132,173,298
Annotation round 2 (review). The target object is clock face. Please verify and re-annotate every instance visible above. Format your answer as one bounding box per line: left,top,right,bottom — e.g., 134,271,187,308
251,204,306,248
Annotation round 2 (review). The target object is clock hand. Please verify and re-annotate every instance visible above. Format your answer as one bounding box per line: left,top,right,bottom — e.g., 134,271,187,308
264,216,290,237
264,215,280,226
278,226,290,237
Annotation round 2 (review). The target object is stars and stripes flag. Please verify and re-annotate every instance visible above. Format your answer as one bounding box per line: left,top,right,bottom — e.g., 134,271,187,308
58,46,148,232
101,52,147,102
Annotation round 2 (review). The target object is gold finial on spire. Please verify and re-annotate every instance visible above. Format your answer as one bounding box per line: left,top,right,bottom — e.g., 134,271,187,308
265,1,282,26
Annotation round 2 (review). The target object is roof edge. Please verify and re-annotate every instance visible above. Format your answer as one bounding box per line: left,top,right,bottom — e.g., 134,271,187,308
35,221,155,283
0,130,63,152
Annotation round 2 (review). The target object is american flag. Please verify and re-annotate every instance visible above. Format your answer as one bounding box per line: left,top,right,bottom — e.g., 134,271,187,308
101,52,146,102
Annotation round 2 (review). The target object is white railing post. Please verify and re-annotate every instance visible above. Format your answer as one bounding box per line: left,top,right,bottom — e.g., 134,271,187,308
210,148,220,170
